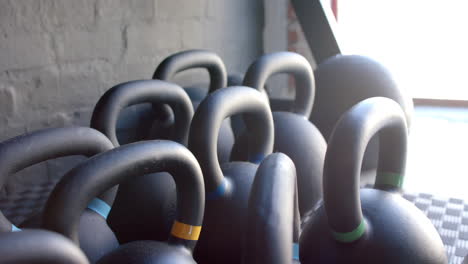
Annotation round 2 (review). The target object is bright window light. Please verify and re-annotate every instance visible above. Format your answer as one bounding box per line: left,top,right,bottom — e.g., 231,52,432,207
338,0,468,100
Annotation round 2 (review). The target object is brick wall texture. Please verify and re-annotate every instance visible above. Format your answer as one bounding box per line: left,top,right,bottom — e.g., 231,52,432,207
0,0,263,193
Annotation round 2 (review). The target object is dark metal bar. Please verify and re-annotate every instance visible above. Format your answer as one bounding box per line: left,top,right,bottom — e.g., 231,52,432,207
413,98,468,108
291,0,342,64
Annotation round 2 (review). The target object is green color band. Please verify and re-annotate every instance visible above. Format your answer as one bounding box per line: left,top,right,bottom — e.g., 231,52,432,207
375,172,403,188
331,220,366,243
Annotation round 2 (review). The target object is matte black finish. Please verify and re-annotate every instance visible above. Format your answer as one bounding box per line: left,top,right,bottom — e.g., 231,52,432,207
226,73,246,137
42,140,204,264
0,127,115,230
242,153,297,264
153,49,227,98
231,52,326,216
91,80,193,146
97,241,195,264
310,55,413,139
299,97,446,264
153,49,234,164
0,229,89,264
90,79,193,244
0,127,118,263
243,51,314,116
310,55,414,175
188,86,274,264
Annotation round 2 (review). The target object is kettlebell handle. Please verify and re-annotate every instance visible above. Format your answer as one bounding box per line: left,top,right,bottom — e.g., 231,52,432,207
243,51,315,117
153,49,227,94
42,140,205,252
244,153,297,264
0,127,114,232
90,80,194,147
324,97,407,242
188,86,274,192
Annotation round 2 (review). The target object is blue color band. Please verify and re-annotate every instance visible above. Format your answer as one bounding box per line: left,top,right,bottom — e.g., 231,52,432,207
206,179,227,200
87,198,111,219
250,154,264,164
11,224,21,232
293,243,299,261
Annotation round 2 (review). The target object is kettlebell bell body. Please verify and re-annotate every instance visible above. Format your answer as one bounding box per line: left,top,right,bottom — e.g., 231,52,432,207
42,140,205,264
153,49,234,164
231,51,326,216
0,229,89,264
0,127,118,263
91,80,193,244
299,97,446,264
188,86,274,264
310,54,414,183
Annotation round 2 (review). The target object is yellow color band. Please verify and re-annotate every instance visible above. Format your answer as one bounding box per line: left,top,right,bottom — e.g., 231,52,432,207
170,221,202,241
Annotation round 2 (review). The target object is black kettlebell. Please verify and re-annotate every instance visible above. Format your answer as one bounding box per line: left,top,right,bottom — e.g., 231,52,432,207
153,49,235,164
299,97,446,263
188,86,274,264
90,80,193,244
0,127,118,263
310,54,414,184
0,229,89,264
41,140,205,264
242,153,299,264
231,51,326,216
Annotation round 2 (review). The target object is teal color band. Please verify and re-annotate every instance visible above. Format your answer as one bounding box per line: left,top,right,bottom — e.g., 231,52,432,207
375,172,403,188
87,198,111,219
206,179,228,200
331,220,366,243
292,243,299,261
11,224,21,232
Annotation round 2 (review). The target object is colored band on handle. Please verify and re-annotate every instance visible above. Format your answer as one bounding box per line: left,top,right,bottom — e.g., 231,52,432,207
86,198,111,219
170,221,202,241
293,243,299,261
375,172,403,188
331,220,366,243
249,154,264,164
206,178,228,200
11,225,21,232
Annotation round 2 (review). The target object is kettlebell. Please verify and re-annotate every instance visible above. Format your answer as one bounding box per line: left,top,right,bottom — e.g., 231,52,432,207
242,153,300,264
226,73,247,138
310,54,414,184
153,49,235,164
90,80,193,244
231,51,326,216
188,86,274,264
0,229,89,264
41,140,205,264
0,127,118,263
299,97,446,263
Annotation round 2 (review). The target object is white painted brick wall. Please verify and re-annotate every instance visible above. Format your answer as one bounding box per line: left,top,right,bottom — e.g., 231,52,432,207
0,0,263,194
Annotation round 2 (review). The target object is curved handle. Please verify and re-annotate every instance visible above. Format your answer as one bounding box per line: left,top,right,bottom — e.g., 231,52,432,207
188,86,274,192
42,140,205,252
243,153,297,264
153,49,227,94
243,51,315,117
0,127,114,232
90,80,194,146
0,229,89,264
324,97,407,243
